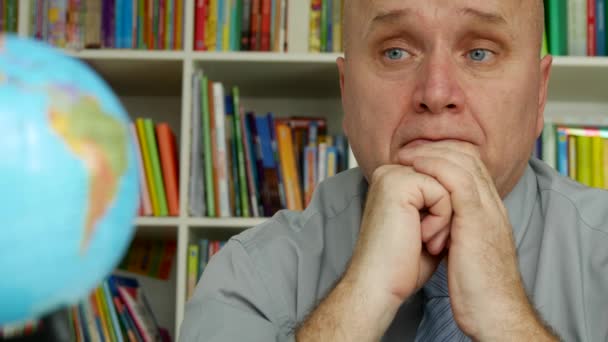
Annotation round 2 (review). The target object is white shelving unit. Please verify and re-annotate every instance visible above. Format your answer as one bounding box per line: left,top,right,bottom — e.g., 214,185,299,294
14,1,608,340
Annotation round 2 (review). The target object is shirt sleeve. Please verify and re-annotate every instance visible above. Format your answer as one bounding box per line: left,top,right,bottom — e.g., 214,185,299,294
178,239,297,342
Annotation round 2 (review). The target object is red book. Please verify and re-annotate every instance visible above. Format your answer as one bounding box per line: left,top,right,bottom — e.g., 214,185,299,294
249,0,261,50
194,0,207,50
588,0,596,55
159,0,166,50
260,0,272,51
155,123,180,216
158,240,177,279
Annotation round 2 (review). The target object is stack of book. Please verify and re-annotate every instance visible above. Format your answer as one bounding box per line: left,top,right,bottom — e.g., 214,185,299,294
29,0,184,50
194,0,288,52
117,238,177,280
545,0,607,56
188,70,349,218
536,123,608,188
308,0,343,53
0,0,18,33
0,275,171,342
131,118,180,217
186,239,226,299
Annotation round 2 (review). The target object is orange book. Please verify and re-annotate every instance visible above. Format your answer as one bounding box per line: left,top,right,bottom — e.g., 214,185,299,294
174,0,183,49
208,80,221,214
155,123,180,216
276,121,303,210
260,0,272,51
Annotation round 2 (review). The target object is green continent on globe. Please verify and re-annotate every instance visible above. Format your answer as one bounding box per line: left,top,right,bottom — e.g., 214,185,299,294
48,91,129,253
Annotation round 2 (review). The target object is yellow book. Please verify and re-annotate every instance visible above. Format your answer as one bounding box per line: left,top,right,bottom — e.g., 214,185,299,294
136,118,160,216
175,0,183,49
96,287,118,342
276,122,303,210
576,135,592,186
206,0,218,51
591,135,604,188
223,0,232,51
308,0,321,52
187,244,200,300
602,139,608,190
94,289,113,342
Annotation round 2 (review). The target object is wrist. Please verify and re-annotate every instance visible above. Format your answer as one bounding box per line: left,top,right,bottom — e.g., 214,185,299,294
473,300,557,342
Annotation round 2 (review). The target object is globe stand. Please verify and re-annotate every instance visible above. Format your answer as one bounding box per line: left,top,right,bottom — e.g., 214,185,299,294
1,309,72,342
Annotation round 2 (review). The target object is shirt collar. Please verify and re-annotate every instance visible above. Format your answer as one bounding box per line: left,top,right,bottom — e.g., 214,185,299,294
502,161,539,247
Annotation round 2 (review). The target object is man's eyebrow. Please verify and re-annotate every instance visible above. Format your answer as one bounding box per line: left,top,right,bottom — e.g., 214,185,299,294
367,6,507,33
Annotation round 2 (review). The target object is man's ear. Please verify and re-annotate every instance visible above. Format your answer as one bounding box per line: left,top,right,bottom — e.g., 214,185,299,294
536,54,553,137
337,57,349,137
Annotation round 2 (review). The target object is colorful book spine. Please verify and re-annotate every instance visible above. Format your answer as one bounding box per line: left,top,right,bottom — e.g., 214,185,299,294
276,121,303,210
309,0,322,52
598,0,607,55
547,0,569,55
589,0,597,55
136,118,160,216
131,124,153,216
144,118,169,216
212,82,232,217
187,244,199,299
233,88,251,217
156,123,180,216
569,0,587,55
591,135,604,188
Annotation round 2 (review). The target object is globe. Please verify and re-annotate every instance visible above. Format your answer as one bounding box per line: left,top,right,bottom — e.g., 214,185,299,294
0,34,139,325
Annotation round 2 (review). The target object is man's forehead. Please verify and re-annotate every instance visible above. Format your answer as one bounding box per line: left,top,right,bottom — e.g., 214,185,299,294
348,0,524,23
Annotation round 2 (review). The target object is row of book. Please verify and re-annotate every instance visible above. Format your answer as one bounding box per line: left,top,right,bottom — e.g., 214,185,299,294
0,275,170,342
308,0,343,53
194,0,288,52
29,0,184,50
132,118,180,217
186,239,226,299
0,0,18,33
545,0,608,56
188,71,349,218
117,238,177,280
535,123,608,188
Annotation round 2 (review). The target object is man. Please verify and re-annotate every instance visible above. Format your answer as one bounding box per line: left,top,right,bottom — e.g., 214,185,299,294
180,0,608,340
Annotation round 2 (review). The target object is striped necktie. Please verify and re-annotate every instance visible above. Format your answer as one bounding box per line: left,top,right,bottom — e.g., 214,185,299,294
414,262,470,342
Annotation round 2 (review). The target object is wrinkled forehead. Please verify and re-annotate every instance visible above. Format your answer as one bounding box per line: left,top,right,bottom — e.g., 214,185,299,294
344,0,541,48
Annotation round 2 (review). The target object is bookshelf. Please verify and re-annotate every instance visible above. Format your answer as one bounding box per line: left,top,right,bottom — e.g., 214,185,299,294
10,1,608,341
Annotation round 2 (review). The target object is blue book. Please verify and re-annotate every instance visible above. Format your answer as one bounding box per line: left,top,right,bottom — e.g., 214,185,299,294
326,0,333,52
556,128,569,176
597,0,606,56
115,0,122,48
268,113,286,209
123,0,133,48
103,280,125,342
217,0,225,51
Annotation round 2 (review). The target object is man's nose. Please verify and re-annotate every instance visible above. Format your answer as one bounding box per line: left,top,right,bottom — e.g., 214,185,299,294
412,55,465,114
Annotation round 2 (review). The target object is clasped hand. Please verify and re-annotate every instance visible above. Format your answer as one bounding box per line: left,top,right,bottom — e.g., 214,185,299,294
348,141,537,340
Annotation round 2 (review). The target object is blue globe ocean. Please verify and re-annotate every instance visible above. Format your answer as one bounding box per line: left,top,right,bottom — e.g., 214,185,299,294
0,34,139,324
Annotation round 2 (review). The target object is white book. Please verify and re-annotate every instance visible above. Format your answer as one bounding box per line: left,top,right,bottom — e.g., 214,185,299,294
542,122,557,170
287,0,310,52
317,142,327,184
568,0,587,55
212,82,232,217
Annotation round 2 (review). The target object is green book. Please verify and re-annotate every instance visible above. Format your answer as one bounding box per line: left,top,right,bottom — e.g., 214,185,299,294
576,135,592,186
546,0,568,55
232,0,243,51
320,0,329,52
138,0,146,49
201,75,216,217
233,87,250,217
144,119,169,216
541,30,549,57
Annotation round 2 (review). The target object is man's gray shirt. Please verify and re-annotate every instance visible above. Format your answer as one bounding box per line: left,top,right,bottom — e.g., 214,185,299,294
179,158,608,341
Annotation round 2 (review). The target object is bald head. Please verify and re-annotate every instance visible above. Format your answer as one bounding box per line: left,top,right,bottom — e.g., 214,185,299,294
342,0,545,56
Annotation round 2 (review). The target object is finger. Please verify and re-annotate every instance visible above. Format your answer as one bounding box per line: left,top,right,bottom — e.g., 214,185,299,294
420,215,449,243
411,156,483,216
426,227,450,255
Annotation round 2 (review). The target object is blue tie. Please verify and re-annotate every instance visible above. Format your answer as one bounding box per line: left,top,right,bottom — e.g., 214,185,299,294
414,262,470,342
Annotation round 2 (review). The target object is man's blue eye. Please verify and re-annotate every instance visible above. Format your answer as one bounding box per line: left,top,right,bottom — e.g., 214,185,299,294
385,48,407,60
469,49,491,61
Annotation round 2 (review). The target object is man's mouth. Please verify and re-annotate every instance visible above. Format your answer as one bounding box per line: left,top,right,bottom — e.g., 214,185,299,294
404,138,467,149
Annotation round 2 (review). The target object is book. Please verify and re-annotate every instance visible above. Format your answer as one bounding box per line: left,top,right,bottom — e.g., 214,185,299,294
276,120,303,210
156,123,180,216
212,82,232,217
591,135,604,188
189,71,206,216
200,74,216,217
131,123,153,216
136,118,160,216
233,88,251,217
576,135,592,185
144,119,169,216
187,244,200,299
546,0,568,55
568,0,587,55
